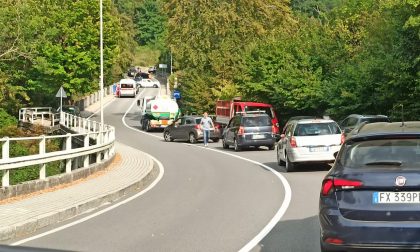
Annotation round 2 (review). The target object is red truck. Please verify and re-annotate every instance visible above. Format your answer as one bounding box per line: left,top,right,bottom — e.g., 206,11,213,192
215,99,280,139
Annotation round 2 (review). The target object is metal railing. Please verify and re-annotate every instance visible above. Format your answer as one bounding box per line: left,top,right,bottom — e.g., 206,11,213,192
1,109,115,187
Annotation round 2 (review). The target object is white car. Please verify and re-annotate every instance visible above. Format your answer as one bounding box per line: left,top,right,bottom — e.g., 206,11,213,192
276,118,344,172
117,78,137,97
138,78,160,88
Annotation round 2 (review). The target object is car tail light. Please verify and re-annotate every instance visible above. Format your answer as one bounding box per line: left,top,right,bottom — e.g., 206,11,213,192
325,237,344,245
195,125,201,130
321,178,363,196
272,125,276,133
290,136,297,148
340,133,345,144
238,126,245,136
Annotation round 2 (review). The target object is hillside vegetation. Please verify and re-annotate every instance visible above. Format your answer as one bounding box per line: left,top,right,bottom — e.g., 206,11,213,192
0,0,418,126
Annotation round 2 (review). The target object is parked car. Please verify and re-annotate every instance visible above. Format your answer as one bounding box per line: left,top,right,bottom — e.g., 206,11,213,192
163,116,221,143
277,118,343,172
319,121,420,252
339,114,390,136
138,78,160,88
222,112,276,151
58,105,80,116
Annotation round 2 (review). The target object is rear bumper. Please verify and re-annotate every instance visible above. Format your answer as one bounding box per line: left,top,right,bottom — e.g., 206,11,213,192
320,207,420,251
237,136,275,147
288,146,340,163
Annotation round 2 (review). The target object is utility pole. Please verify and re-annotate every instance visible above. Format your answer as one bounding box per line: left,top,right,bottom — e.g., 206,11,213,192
99,0,104,127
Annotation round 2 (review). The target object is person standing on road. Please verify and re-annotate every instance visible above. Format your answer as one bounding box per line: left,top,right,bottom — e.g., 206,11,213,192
200,112,214,147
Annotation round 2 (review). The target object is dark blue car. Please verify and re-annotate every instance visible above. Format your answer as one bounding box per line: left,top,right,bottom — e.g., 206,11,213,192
319,121,420,251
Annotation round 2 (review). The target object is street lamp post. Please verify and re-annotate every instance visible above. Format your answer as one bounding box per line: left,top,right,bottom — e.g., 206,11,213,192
99,0,104,128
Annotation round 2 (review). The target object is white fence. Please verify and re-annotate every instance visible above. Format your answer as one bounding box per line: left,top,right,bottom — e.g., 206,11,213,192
0,109,115,187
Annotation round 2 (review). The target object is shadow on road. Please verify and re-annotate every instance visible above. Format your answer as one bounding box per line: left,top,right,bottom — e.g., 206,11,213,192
253,215,321,252
263,162,331,173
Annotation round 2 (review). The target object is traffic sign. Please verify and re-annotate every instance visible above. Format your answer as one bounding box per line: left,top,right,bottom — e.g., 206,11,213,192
159,64,167,69
173,90,181,99
55,86,67,98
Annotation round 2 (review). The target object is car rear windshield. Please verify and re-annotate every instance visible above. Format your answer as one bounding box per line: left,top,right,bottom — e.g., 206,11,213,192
121,84,133,88
340,138,420,168
242,116,272,127
244,106,274,119
294,122,341,136
360,117,390,123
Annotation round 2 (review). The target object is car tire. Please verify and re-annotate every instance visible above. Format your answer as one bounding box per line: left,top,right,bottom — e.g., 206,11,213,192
164,131,173,142
222,138,229,149
145,120,151,132
153,84,158,88
212,138,220,143
285,153,295,172
268,144,275,150
189,133,197,144
234,139,241,152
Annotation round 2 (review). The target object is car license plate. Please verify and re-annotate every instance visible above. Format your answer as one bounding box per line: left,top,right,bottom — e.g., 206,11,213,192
252,134,265,139
161,120,168,125
373,192,420,204
309,146,329,152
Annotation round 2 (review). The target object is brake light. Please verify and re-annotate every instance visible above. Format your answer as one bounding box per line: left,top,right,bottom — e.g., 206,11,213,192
325,237,344,245
238,126,245,135
340,133,345,144
195,125,201,130
272,125,275,134
321,178,363,196
290,137,297,148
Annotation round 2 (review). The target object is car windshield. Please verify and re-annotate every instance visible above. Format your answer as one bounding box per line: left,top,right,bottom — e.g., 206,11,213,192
360,117,390,123
340,138,420,168
195,118,202,124
242,116,272,127
294,122,341,136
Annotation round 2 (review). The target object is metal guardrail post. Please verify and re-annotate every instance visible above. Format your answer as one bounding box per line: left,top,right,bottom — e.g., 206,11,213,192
2,137,10,187
65,133,72,173
39,135,46,180
83,133,90,168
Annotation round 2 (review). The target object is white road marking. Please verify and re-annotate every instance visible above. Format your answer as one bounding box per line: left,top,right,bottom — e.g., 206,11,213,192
189,144,292,251
12,89,165,246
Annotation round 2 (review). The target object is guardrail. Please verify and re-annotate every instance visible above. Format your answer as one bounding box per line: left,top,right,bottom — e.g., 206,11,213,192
1,109,115,187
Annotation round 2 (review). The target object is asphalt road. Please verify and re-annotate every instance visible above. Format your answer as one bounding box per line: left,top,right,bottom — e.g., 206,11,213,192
8,87,331,252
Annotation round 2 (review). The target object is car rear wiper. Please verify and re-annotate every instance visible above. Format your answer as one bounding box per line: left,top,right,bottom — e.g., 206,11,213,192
364,161,402,166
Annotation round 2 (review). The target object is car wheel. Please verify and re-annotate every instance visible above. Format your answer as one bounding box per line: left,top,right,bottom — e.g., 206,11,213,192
164,131,173,142
234,139,241,152
145,120,151,132
189,133,197,144
153,84,158,88
222,138,229,149
212,138,220,143
268,144,275,150
285,152,295,172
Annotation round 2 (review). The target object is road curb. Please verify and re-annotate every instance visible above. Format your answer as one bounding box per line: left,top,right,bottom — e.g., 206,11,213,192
0,155,159,242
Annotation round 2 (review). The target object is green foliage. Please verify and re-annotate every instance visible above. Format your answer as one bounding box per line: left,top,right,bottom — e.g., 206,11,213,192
0,108,17,128
134,0,167,48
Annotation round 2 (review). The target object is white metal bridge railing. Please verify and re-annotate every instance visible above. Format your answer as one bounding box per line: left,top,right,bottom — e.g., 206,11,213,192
0,108,115,187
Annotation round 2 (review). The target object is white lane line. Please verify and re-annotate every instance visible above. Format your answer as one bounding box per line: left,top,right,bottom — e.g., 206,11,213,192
188,145,292,251
12,90,165,246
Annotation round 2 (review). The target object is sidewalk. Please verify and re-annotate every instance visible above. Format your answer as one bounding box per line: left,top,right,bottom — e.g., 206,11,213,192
0,92,159,242
0,142,158,241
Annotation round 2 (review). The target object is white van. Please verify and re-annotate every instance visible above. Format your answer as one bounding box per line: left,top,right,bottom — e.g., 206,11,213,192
117,78,137,98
